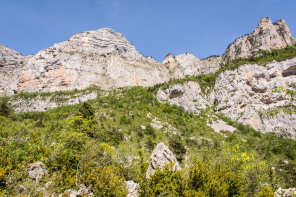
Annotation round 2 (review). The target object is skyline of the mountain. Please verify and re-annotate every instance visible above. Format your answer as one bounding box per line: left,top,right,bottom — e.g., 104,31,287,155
1,0,296,61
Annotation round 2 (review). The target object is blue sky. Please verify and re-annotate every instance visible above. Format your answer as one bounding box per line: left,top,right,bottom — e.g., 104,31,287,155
0,0,295,61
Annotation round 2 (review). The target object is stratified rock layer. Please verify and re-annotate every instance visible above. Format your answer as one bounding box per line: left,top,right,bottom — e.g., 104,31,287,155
223,17,296,62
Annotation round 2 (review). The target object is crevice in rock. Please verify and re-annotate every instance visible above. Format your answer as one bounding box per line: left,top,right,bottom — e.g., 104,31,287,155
251,87,267,93
169,89,184,99
282,65,296,77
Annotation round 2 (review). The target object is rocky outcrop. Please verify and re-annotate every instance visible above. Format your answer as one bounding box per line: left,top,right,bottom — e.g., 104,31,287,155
163,53,222,78
215,57,296,136
0,45,27,96
59,184,93,197
157,57,296,137
275,187,296,197
157,81,213,114
146,142,181,178
9,90,98,112
125,180,139,197
0,44,24,70
27,162,48,183
0,28,170,95
223,17,296,62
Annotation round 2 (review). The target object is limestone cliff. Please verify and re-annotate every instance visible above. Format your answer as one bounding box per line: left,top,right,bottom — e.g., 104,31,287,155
157,57,296,136
0,28,170,95
223,17,296,62
162,53,222,78
0,44,26,95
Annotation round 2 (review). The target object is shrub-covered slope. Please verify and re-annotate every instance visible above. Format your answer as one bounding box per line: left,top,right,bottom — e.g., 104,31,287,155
1,83,296,196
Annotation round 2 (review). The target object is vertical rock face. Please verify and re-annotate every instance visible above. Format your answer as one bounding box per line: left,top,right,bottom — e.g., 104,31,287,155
156,81,213,114
0,44,24,69
163,53,222,78
0,45,26,95
146,142,181,178
214,57,296,136
0,28,170,95
223,17,296,62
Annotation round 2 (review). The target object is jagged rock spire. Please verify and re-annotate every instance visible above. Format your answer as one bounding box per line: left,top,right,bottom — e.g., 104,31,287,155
223,17,296,62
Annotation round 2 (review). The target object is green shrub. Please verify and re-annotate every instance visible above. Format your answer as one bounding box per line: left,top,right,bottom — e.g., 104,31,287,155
255,187,275,197
79,102,94,118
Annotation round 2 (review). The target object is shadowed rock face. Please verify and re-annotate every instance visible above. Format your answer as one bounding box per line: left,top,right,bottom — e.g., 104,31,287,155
223,17,296,62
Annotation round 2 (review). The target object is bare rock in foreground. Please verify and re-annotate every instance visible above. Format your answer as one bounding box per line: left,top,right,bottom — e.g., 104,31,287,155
146,142,181,178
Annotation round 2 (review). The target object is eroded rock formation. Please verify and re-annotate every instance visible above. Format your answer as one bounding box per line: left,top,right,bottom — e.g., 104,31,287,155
223,17,296,62
0,28,170,95
163,53,222,78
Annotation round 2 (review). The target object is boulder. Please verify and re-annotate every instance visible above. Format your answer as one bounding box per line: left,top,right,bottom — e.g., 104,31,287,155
146,142,181,178
125,180,139,197
275,187,296,197
27,162,48,183
59,184,93,197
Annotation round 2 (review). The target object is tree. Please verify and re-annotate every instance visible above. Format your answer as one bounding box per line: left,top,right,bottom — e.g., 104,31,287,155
0,97,12,117
79,102,94,118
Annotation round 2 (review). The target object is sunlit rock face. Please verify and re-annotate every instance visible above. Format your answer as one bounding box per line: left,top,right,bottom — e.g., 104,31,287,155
0,44,27,96
146,142,181,178
0,28,170,95
223,17,296,62
215,57,296,136
162,53,222,78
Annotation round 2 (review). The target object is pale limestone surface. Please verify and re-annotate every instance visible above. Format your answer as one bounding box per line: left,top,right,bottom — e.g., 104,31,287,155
223,17,296,62
0,28,170,95
146,143,181,178
163,53,222,78
215,57,296,136
157,81,214,114
125,180,139,197
27,162,48,183
9,91,98,112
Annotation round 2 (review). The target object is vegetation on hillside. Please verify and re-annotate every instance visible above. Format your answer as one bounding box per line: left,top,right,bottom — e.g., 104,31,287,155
149,44,296,96
0,44,296,196
1,84,296,196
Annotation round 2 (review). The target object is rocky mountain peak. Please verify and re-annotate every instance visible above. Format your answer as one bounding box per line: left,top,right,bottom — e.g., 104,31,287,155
0,28,167,95
49,28,145,61
223,17,296,62
258,17,273,28
0,44,24,69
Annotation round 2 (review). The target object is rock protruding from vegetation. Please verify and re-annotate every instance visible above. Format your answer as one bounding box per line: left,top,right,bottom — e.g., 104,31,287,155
59,184,93,197
125,180,139,197
275,187,296,197
157,81,214,114
146,142,181,178
27,162,48,183
223,17,296,62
